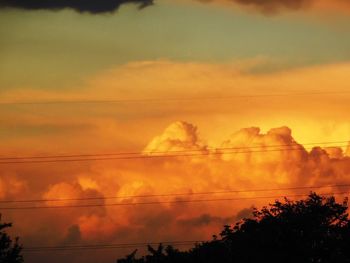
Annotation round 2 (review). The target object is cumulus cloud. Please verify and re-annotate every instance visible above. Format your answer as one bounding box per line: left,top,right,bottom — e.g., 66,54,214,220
0,0,153,14
2,59,350,263
2,121,350,263
0,174,27,200
324,147,344,159
43,181,107,220
143,121,207,153
346,144,350,157
218,126,307,186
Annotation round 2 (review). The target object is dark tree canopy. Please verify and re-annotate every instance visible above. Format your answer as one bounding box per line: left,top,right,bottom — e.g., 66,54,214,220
117,193,350,263
0,217,23,263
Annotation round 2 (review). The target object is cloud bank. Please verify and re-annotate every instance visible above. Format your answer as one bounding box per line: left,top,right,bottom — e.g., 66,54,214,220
0,0,153,13
2,121,350,263
1,60,350,263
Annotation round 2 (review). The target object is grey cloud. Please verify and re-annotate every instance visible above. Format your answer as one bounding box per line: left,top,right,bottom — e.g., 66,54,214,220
178,214,235,227
0,0,153,14
201,0,312,13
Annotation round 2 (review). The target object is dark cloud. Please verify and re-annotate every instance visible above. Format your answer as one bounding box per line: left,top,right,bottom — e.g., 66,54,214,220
201,0,312,13
235,207,254,221
0,0,153,14
63,225,82,244
178,214,235,227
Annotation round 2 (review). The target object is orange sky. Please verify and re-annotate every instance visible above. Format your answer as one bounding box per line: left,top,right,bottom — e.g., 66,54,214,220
2,60,350,154
1,1,350,262
2,119,350,262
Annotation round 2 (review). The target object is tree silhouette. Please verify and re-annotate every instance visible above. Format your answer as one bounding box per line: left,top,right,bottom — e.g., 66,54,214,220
0,216,23,263
117,193,350,263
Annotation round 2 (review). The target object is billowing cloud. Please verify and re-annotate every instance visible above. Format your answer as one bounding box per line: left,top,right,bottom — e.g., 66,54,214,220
0,174,27,200
0,0,153,14
346,144,350,157
1,121,350,263
143,121,207,153
1,60,350,263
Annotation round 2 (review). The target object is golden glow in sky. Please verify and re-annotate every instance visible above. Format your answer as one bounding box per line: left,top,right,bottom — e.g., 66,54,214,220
1,1,350,262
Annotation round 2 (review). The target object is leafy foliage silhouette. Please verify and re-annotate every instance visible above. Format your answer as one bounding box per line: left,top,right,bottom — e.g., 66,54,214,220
0,216,23,263
117,193,350,263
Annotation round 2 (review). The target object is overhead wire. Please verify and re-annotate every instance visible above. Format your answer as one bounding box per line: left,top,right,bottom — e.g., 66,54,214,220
1,192,348,210
0,143,348,164
1,90,350,106
0,184,349,204
23,240,205,252
17,190,350,252
0,140,348,161
3,88,350,254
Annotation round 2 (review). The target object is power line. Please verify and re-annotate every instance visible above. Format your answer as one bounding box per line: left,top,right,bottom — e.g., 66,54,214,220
0,143,348,165
1,192,348,210
18,191,350,253
1,91,349,106
0,140,348,161
1,184,349,204
23,240,204,252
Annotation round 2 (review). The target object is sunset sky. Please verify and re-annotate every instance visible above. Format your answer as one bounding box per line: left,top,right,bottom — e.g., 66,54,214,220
1,0,350,262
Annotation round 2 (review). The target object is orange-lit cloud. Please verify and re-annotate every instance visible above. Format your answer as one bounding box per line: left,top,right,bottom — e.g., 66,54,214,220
144,121,207,153
2,121,350,263
0,174,27,200
1,60,350,262
1,59,350,155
